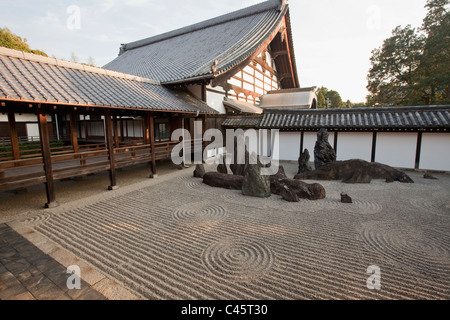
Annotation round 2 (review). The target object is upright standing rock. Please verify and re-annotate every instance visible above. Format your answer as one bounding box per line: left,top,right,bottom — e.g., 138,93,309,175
193,164,206,178
314,129,336,169
298,149,313,174
230,136,249,176
242,153,271,198
217,154,228,174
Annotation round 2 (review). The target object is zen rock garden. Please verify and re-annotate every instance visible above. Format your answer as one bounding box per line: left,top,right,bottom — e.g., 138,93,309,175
194,129,414,203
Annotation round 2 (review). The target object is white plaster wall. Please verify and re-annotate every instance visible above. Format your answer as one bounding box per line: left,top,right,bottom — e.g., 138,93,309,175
279,132,301,161
26,123,39,140
133,120,143,138
419,133,450,171
302,132,317,157
88,121,105,137
78,123,86,139
375,132,417,168
336,132,372,162
0,114,52,122
206,90,226,114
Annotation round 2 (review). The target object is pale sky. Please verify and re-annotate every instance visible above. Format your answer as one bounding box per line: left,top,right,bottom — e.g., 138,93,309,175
0,0,429,103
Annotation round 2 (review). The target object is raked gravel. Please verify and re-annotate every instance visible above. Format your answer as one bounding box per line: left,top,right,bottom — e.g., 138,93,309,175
7,162,450,299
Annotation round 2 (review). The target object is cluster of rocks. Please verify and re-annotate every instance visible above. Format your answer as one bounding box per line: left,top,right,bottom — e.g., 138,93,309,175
194,128,415,205
198,160,326,202
195,139,326,202
297,129,414,184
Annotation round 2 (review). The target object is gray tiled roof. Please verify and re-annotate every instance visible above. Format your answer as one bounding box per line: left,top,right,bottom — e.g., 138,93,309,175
221,115,263,128
103,0,288,84
223,98,263,114
0,47,217,114
259,106,450,131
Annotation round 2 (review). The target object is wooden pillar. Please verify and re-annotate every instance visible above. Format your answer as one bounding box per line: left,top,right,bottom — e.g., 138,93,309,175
120,117,125,142
104,110,118,190
300,131,304,155
201,115,207,152
371,131,377,163
149,113,157,177
143,114,150,145
7,110,20,161
38,107,58,208
70,112,85,166
333,131,338,156
201,85,207,102
113,115,120,148
84,117,89,142
415,132,423,169
69,112,79,153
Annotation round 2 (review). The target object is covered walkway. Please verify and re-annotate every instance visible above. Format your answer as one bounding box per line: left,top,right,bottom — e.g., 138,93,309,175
0,47,217,207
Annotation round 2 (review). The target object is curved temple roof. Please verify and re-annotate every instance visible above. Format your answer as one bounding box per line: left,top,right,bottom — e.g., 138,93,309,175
104,0,297,86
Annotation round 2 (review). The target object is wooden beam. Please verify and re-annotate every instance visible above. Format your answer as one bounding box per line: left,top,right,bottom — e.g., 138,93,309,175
272,50,288,59
280,16,297,88
38,108,58,208
104,110,118,190
7,110,20,161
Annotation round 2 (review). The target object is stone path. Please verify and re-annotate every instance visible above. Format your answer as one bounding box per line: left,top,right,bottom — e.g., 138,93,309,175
0,223,106,300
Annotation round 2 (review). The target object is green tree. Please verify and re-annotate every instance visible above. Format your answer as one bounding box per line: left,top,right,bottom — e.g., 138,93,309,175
315,86,328,109
367,25,424,106
315,87,347,108
327,90,344,108
0,27,47,57
367,0,450,106
417,0,450,104
352,102,368,108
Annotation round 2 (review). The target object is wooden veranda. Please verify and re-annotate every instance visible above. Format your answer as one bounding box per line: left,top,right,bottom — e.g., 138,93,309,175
0,101,208,208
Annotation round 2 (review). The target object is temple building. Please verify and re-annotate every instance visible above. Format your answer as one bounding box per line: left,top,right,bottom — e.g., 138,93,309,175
104,0,303,112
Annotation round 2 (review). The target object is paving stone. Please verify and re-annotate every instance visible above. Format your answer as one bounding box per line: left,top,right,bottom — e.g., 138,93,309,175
9,291,36,300
39,263,72,292
66,285,106,300
3,257,32,275
0,283,29,300
0,270,20,291
25,276,67,300
0,223,107,300
0,245,18,259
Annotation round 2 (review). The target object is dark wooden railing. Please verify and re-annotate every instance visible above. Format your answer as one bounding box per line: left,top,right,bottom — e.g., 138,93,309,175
0,140,183,192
